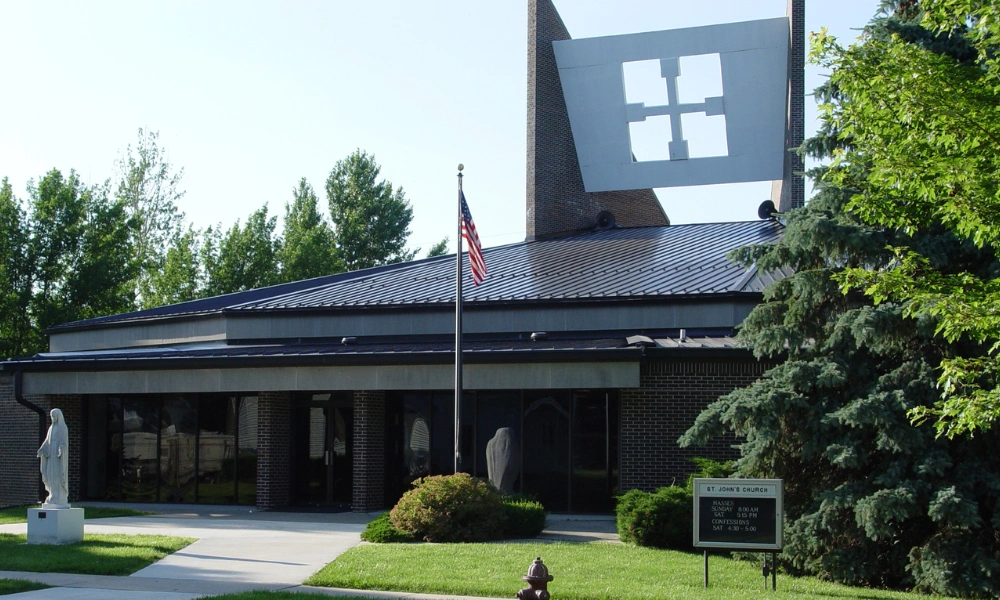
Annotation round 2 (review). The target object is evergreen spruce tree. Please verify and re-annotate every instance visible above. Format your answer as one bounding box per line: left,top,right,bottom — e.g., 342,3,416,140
681,3,1000,595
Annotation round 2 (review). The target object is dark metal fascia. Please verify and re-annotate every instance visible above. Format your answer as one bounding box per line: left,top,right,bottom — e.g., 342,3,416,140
643,346,757,359
3,347,643,373
42,309,224,335
39,291,766,336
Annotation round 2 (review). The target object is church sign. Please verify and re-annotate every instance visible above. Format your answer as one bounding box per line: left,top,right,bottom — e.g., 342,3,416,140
693,478,783,550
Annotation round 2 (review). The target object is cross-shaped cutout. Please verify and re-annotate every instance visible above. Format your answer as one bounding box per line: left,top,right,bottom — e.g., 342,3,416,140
625,57,725,161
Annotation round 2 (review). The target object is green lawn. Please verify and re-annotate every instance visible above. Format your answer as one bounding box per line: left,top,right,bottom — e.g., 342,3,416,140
0,533,194,576
0,505,153,525
204,594,357,600
0,579,49,596
306,543,956,600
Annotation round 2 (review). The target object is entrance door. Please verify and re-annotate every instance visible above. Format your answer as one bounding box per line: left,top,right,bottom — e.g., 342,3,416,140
293,393,353,507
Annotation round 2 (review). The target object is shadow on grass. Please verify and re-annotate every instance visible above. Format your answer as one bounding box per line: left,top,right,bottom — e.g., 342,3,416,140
0,578,50,596
0,505,153,525
0,533,194,576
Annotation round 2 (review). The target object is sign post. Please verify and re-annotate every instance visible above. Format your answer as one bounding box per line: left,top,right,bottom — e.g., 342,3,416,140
693,478,783,590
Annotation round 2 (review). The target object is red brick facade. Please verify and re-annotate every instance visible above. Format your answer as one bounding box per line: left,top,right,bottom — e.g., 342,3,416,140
526,0,669,240
352,390,385,513
0,375,84,508
620,357,769,491
256,391,291,510
0,374,44,507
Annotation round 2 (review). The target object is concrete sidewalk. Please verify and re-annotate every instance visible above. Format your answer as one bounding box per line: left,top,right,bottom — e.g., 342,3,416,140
0,506,617,599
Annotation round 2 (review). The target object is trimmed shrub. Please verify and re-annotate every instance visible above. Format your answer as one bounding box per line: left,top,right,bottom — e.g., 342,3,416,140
616,486,693,550
502,496,547,539
685,457,734,490
360,512,415,543
390,473,506,542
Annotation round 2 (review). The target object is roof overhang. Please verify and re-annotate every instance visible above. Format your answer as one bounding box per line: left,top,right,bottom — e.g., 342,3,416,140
20,360,640,394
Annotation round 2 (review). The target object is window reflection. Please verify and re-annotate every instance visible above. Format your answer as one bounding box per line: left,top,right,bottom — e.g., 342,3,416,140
86,394,258,505
159,396,197,503
122,397,159,502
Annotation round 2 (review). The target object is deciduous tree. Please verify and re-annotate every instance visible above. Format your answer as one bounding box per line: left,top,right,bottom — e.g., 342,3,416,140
145,227,204,307
0,178,32,358
115,129,185,308
278,178,340,282
203,206,280,295
426,237,449,258
814,2,1000,436
326,150,415,271
682,5,1000,595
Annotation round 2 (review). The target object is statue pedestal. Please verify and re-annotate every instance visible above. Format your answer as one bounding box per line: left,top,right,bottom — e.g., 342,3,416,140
27,507,84,544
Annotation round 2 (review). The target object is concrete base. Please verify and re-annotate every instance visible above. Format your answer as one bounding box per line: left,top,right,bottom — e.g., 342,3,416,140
27,507,84,544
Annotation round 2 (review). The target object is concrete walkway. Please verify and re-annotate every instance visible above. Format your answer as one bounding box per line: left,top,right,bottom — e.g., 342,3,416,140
0,506,617,599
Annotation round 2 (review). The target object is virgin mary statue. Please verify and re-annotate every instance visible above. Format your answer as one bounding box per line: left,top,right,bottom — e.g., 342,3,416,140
37,408,70,508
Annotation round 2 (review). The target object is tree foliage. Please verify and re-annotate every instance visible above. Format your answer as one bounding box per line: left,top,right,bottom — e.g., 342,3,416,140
326,150,415,271
202,205,280,296
114,129,185,308
426,236,449,258
278,178,341,282
813,2,1000,437
0,178,32,359
145,227,204,307
14,170,138,355
682,4,1000,595
0,142,422,356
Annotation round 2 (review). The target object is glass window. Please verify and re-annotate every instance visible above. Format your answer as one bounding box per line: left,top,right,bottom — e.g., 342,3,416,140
85,397,121,500
430,392,457,477
159,396,198,503
237,396,258,505
522,391,571,512
402,393,432,487
475,392,521,491
572,390,613,513
198,395,238,504
122,397,159,502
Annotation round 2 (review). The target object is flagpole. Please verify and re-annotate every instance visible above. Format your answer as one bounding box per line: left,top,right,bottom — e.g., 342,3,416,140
454,164,464,475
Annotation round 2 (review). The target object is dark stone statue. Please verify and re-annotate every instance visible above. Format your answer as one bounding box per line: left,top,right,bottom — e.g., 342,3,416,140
486,427,520,495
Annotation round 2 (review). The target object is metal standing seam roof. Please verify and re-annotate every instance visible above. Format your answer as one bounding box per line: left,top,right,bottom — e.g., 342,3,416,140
232,221,783,310
48,220,783,331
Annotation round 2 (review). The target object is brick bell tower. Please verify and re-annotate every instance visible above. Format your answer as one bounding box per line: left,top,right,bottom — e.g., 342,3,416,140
525,0,670,241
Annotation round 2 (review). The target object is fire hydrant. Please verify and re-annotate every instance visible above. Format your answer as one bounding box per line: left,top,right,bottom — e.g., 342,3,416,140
517,556,554,600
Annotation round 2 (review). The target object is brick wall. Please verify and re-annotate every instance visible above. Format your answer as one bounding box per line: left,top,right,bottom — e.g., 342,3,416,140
773,0,806,212
353,390,385,512
526,0,669,240
0,379,82,506
0,374,46,507
257,391,291,510
44,395,84,503
620,358,769,491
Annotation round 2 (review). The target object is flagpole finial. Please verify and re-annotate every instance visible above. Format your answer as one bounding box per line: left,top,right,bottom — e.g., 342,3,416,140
457,164,464,172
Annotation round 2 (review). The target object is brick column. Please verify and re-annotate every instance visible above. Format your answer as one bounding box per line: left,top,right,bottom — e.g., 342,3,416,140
352,391,385,512
525,0,669,240
0,374,49,507
257,392,291,511
773,0,806,212
620,358,768,492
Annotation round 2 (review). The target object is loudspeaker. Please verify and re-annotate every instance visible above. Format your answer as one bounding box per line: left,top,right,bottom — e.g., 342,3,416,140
595,210,616,230
757,200,777,220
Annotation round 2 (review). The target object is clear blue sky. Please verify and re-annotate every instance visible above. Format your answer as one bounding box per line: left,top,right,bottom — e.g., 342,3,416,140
0,1,880,253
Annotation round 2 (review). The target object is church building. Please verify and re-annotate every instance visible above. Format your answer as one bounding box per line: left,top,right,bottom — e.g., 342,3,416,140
0,0,803,513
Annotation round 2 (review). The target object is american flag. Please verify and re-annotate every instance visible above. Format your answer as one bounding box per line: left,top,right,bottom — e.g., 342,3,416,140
460,191,487,286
